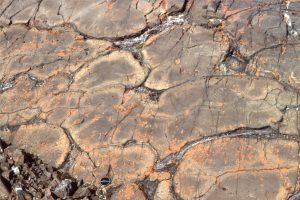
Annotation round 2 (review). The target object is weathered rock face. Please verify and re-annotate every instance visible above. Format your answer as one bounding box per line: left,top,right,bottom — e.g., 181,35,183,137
72,50,148,90
143,25,227,90
110,183,146,200
1,0,186,38
69,144,156,187
174,138,299,199
0,25,112,81
111,76,297,157
1,0,300,199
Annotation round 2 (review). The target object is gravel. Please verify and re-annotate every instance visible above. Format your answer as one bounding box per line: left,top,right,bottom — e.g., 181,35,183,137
0,140,109,199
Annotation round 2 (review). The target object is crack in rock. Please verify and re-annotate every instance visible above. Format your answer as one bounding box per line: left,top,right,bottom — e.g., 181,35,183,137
154,127,293,171
114,14,185,61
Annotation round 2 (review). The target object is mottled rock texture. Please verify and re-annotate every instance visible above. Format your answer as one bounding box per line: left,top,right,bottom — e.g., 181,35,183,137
1,0,300,199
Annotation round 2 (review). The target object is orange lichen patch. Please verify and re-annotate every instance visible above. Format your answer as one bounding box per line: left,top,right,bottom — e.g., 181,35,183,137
0,76,36,113
36,28,63,36
131,130,152,141
111,184,146,200
161,0,168,10
56,50,66,57
144,33,161,46
139,110,159,119
69,46,83,52
114,102,138,116
216,124,239,133
106,1,115,11
135,0,152,13
221,2,229,13
159,13,168,21
74,35,85,42
18,41,39,51
120,91,133,103
255,67,262,77
56,46,82,57
155,180,173,199
168,140,187,153
149,171,171,181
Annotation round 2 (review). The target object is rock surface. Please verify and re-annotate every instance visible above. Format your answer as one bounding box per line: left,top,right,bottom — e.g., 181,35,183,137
0,0,300,199
174,138,299,199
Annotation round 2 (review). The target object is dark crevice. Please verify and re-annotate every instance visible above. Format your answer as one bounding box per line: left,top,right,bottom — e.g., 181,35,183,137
122,139,137,148
0,79,14,93
0,0,15,17
25,116,46,125
219,38,249,73
31,0,44,23
133,86,165,102
181,0,195,14
288,191,300,200
170,179,184,200
56,9,186,42
126,75,193,103
28,74,45,89
0,124,21,133
105,184,122,199
214,0,222,13
0,57,65,94
136,176,159,200
59,127,87,168
114,13,186,63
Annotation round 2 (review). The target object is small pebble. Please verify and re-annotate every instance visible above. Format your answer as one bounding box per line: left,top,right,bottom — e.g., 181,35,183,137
12,166,20,175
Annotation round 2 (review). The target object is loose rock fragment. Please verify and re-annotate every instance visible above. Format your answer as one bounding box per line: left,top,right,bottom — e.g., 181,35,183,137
11,166,20,175
53,179,75,199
